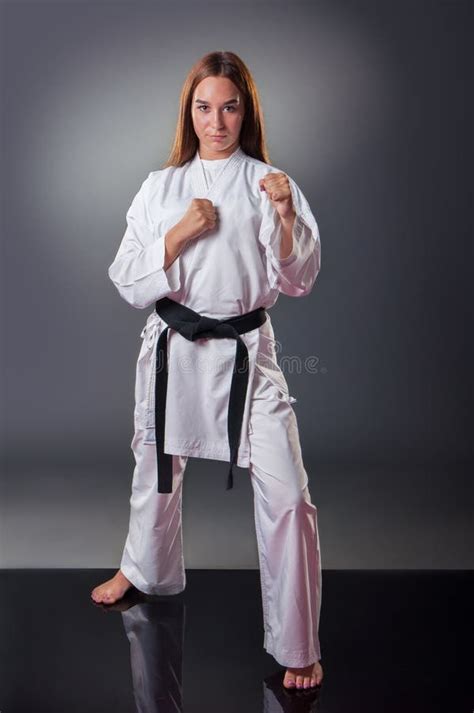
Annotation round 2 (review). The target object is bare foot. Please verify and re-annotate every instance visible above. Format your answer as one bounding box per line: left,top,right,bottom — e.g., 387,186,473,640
91,569,133,604
283,660,323,690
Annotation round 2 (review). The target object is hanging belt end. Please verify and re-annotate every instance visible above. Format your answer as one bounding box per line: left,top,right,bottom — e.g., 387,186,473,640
226,463,234,490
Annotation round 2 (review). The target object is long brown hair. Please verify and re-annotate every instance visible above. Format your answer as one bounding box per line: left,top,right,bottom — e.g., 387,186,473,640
162,51,271,168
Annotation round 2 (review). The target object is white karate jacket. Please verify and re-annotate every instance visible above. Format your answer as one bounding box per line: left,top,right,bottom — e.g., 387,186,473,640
108,145,321,467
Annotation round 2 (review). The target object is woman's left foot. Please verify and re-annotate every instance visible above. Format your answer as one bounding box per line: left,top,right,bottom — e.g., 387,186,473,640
283,660,323,689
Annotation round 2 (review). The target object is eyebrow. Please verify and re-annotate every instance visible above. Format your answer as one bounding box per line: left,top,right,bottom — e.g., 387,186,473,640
194,98,239,105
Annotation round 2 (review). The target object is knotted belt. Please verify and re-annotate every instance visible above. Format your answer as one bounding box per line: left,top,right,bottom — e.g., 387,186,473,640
154,297,267,493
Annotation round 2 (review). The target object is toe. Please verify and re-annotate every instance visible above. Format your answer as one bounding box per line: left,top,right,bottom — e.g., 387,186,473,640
296,675,304,688
283,671,296,688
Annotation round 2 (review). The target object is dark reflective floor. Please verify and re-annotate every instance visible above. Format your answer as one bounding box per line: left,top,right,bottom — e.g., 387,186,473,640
0,570,471,712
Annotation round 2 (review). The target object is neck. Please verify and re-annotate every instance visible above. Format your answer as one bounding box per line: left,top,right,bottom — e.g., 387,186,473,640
198,142,239,160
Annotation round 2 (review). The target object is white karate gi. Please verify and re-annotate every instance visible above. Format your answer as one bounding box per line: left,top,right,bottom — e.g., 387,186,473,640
109,145,323,667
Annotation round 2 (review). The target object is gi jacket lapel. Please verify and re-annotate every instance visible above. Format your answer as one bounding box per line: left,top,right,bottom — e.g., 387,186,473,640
189,145,245,201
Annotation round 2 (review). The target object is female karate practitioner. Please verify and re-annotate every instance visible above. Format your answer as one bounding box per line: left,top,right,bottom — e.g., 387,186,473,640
91,51,324,691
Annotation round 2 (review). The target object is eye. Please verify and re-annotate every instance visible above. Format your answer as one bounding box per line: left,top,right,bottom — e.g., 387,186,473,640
197,105,236,112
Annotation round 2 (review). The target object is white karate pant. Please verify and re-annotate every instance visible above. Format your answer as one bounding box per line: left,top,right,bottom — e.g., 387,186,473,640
120,364,322,668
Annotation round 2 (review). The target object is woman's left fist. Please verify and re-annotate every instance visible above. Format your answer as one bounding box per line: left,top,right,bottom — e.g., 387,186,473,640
259,172,295,219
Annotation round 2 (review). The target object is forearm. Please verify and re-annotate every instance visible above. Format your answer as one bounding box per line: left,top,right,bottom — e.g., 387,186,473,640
108,220,187,309
164,222,190,271
279,209,296,260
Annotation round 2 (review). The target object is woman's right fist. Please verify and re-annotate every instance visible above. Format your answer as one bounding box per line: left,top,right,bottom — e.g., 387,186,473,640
178,198,217,242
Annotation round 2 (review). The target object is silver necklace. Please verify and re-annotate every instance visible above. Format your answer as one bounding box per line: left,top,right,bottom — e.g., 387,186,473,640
199,148,239,193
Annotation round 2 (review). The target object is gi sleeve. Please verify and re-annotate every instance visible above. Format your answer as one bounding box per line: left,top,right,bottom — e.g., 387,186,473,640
108,172,181,309
258,175,321,297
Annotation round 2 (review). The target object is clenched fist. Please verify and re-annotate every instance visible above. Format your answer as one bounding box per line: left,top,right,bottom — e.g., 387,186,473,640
178,198,218,242
259,172,295,220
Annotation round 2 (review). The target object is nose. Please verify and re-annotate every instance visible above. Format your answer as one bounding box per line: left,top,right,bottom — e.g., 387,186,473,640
210,110,225,129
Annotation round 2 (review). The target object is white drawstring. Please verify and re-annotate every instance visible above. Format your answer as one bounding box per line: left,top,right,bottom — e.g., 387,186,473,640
140,313,161,350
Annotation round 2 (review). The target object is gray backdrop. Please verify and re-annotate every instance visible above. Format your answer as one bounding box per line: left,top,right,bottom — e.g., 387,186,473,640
1,0,472,569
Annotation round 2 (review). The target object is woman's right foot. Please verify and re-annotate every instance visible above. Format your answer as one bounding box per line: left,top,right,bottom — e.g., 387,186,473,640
91,569,133,604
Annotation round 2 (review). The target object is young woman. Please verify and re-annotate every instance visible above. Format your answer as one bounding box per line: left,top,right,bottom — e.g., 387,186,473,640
92,51,324,691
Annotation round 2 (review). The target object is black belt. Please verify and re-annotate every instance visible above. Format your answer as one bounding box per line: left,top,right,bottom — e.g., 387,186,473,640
154,298,267,493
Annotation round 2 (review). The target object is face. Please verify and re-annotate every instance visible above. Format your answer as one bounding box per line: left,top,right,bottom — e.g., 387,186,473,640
191,76,245,159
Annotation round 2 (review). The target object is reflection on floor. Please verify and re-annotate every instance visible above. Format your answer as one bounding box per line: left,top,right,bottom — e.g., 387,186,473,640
0,570,471,712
